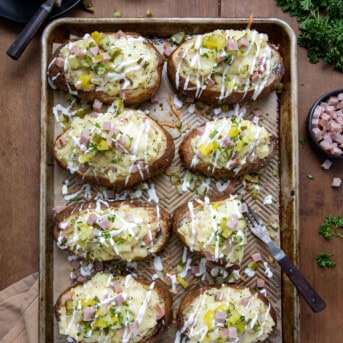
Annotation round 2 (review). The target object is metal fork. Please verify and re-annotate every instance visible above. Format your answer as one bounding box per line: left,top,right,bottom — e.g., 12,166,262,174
244,207,326,313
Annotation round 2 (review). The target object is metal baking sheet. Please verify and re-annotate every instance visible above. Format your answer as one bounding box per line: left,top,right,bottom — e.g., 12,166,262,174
40,18,299,343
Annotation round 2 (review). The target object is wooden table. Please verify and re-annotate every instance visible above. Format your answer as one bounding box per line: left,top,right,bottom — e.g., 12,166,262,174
0,1,341,342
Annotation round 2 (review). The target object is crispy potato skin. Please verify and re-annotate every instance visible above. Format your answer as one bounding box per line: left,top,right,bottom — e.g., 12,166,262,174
53,121,175,191
54,275,173,342
54,201,171,262
179,123,277,179
48,33,164,106
167,44,284,105
172,196,241,268
177,284,277,335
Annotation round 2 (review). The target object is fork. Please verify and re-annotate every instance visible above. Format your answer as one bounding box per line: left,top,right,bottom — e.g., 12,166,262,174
244,207,326,313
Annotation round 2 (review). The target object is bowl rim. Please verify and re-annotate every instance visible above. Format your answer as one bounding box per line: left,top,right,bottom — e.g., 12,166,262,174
307,88,343,160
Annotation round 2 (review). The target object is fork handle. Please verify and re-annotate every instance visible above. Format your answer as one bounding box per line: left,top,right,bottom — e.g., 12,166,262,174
278,255,326,313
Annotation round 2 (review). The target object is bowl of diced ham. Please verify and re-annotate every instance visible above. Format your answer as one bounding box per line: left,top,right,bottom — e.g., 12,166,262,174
308,89,343,160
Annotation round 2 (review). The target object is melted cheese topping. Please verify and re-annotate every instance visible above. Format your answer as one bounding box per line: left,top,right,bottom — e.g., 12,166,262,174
57,203,164,261
58,273,165,342
55,32,159,97
177,196,246,265
174,29,281,101
180,287,275,343
191,117,271,173
55,109,167,183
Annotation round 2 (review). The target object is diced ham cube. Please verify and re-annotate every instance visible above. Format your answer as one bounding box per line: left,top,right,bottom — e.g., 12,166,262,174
55,57,65,68
312,118,320,128
71,260,80,270
98,218,111,230
77,275,87,283
178,50,187,58
321,159,333,170
332,177,341,188
227,214,238,229
241,202,248,213
93,99,103,113
215,291,224,301
331,147,343,156
114,294,125,305
91,111,100,118
116,30,126,38
220,328,230,338
320,112,331,121
60,292,72,306
221,137,234,147
191,265,200,274
320,139,333,151
240,296,251,307
163,46,175,57
326,106,335,115
155,304,165,320
320,101,328,109
313,106,324,119
87,213,98,225
256,277,266,288
80,130,90,146
328,96,338,106
90,46,99,56
83,307,96,321
113,281,123,293
332,132,343,144
102,121,112,131
217,53,226,62
323,132,333,143
226,39,238,51
129,321,139,333
238,37,249,49
207,78,215,88
102,53,111,62
319,118,329,128
227,327,238,339
214,310,226,323
327,120,341,132
251,252,262,262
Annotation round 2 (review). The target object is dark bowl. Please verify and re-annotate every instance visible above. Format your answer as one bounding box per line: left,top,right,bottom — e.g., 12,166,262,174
307,88,343,160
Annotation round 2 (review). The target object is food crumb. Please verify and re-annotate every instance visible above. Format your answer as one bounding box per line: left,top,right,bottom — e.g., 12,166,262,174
321,159,333,170
146,9,153,17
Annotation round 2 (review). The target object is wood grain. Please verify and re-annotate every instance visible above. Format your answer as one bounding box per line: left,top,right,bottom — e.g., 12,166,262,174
0,1,342,343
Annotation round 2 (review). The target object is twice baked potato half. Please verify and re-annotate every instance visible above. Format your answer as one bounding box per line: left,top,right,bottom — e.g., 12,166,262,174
179,117,276,179
48,31,163,105
177,284,276,343
54,201,171,262
54,108,175,190
55,272,173,342
172,196,247,267
167,29,284,105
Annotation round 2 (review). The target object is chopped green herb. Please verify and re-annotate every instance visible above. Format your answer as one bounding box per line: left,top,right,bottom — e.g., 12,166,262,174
307,174,315,180
82,0,94,13
146,9,153,17
316,253,336,269
299,138,306,145
209,130,219,139
319,214,343,239
113,6,122,17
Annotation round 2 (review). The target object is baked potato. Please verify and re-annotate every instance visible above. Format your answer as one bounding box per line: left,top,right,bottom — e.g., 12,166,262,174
55,272,173,342
48,31,164,105
172,196,247,267
177,284,276,343
179,116,276,179
54,201,171,262
54,108,175,190
167,29,284,105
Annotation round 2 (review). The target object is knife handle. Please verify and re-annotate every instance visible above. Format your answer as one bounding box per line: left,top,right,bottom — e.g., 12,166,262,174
278,255,326,313
6,0,53,60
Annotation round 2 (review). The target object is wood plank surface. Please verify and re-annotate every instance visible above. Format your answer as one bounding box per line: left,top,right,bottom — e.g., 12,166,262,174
0,1,342,343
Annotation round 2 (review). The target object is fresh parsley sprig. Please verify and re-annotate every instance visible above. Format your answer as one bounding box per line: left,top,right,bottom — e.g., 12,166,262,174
274,0,343,71
316,253,336,268
319,214,343,240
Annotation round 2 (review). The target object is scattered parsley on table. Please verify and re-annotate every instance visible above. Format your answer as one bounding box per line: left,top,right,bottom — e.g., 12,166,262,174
319,214,343,239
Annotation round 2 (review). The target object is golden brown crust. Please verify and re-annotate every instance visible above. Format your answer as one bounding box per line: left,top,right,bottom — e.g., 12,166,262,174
53,121,175,191
167,43,283,105
54,200,171,262
179,122,277,179
172,196,241,268
54,274,173,341
48,32,164,106
177,284,277,333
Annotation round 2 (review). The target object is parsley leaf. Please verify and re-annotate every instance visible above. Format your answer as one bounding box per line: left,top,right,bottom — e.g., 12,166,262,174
319,214,343,239
316,253,336,268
